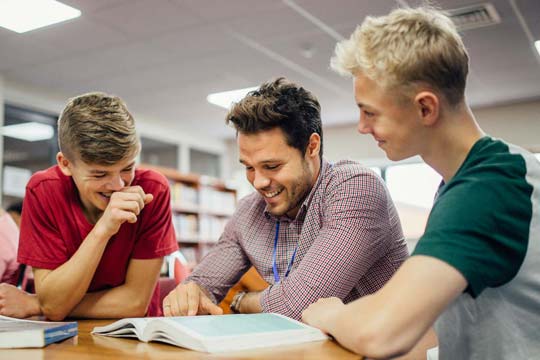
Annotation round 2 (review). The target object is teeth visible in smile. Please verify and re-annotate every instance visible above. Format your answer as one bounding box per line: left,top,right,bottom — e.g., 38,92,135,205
264,189,283,198
101,193,112,198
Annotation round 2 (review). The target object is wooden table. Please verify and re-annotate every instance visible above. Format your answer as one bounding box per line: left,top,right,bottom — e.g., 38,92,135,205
0,319,362,359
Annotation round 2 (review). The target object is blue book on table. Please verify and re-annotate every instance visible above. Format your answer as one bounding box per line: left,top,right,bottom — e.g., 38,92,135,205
0,315,78,348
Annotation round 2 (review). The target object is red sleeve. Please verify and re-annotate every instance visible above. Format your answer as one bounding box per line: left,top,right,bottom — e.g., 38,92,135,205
132,174,178,259
18,185,68,269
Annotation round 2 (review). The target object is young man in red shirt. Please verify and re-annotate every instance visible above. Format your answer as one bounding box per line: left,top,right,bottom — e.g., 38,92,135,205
9,92,177,320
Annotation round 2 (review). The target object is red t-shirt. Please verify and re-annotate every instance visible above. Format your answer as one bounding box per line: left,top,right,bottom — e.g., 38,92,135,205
18,166,178,316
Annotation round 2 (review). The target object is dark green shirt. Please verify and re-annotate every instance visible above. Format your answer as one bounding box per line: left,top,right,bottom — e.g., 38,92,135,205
413,136,540,359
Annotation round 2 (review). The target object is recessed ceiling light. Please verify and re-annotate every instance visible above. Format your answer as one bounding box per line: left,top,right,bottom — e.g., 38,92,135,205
535,40,540,56
207,87,258,109
1,122,55,142
0,0,81,34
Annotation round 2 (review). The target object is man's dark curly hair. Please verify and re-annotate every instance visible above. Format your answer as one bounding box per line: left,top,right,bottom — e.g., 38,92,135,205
226,77,323,157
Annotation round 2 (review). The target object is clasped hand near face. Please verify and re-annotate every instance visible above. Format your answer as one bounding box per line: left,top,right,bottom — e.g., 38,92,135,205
162,281,223,317
94,186,153,239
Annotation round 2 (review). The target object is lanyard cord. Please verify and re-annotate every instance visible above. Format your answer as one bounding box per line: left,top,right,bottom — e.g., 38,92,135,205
272,221,298,283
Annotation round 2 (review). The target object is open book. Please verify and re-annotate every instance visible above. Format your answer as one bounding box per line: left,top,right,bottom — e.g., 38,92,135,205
0,315,78,348
92,313,327,353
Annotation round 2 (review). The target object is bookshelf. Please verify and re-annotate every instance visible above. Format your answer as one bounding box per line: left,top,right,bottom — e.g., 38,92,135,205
139,164,237,266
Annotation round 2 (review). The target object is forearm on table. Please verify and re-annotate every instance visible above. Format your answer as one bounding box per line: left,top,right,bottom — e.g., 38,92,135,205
34,229,110,320
325,258,465,358
324,294,436,358
323,295,399,357
70,257,163,319
69,284,152,318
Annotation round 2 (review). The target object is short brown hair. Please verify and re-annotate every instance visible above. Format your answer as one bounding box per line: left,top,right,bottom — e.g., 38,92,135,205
226,77,323,157
58,92,139,165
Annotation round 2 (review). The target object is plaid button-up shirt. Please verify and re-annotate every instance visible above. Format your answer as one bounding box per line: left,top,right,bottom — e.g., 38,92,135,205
187,159,408,320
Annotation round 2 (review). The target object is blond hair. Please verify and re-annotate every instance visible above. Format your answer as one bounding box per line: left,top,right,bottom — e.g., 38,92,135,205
58,92,139,165
331,6,469,106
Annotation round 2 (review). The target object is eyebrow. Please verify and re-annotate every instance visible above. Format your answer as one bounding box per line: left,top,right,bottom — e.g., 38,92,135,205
239,159,281,165
88,162,135,174
356,102,369,108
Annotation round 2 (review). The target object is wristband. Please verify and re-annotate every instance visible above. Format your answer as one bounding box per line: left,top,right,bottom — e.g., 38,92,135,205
230,291,247,314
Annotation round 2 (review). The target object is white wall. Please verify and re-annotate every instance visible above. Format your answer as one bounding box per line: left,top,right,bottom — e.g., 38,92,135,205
4,79,66,115
474,100,540,151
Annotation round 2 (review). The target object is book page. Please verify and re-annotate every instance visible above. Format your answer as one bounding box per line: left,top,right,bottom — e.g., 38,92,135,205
92,317,151,339
163,313,306,337
93,314,327,353
0,319,59,332
0,315,71,332
0,315,78,348
156,314,326,353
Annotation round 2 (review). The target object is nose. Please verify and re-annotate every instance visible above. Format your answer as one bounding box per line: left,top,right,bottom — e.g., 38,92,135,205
252,170,271,190
109,175,126,190
357,114,372,135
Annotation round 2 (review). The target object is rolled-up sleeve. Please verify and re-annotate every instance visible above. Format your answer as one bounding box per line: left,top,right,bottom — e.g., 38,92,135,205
185,211,251,304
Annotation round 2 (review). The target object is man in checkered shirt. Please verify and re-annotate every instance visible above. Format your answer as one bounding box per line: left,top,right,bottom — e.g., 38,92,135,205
163,77,408,320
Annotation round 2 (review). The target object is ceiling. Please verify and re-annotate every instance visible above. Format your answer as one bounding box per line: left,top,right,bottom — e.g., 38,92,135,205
1,0,539,139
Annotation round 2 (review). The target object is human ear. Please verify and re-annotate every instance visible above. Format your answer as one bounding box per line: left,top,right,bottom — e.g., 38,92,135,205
306,133,321,158
56,152,73,176
414,91,439,126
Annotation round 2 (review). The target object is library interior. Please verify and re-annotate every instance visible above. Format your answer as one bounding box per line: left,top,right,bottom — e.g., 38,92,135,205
0,0,539,359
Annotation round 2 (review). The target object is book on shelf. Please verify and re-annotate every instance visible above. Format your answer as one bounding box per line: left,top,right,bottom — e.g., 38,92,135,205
172,213,198,240
199,186,236,215
198,214,227,242
170,182,199,209
92,313,327,353
0,315,78,348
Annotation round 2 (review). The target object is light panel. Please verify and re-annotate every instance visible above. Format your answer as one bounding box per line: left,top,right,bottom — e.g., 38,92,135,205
207,87,258,109
1,122,55,142
0,0,81,34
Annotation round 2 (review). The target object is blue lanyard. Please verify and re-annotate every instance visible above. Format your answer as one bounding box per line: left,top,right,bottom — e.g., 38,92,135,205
272,221,298,283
